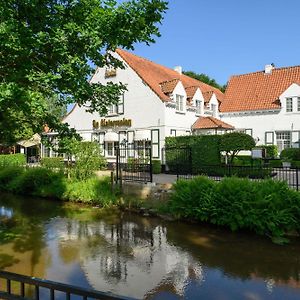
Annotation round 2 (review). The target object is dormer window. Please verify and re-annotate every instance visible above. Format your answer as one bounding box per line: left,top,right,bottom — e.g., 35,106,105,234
195,100,202,115
176,95,184,112
286,98,293,112
211,103,217,117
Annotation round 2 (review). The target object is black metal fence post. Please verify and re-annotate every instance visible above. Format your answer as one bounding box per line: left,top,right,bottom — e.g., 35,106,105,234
149,146,153,183
296,167,299,191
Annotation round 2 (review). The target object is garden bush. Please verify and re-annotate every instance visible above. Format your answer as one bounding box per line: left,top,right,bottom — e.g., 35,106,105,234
152,160,161,174
280,148,300,161
258,145,278,158
40,157,64,170
168,176,300,239
0,154,26,167
165,135,221,173
0,166,116,206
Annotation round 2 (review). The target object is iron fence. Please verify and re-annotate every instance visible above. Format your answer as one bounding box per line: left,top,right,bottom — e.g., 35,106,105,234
115,144,152,183
165,146,300,191
0,270,135,300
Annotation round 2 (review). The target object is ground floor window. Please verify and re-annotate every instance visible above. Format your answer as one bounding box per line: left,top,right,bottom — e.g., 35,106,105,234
276,131,291,152
106,141,118,157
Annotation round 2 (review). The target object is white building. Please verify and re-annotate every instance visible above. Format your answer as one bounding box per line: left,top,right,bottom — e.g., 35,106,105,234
220,64,300,152
56,49,223,161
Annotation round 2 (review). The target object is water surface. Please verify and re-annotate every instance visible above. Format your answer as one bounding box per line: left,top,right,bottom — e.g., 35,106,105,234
0,193,300,299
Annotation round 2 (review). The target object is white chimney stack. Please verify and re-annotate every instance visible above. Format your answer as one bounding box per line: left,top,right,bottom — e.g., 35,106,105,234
265,63,275,74
174,66,182,75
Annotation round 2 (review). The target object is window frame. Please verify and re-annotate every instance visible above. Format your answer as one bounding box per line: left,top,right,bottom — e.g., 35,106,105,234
286,97,293,112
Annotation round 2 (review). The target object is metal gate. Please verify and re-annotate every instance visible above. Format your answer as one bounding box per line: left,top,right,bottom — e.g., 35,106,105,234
115,143,152,183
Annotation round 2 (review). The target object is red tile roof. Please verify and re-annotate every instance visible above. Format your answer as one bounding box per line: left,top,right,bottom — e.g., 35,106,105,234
221,66,300,112
160,79,180,94
192,116,234,130
116,49,224,103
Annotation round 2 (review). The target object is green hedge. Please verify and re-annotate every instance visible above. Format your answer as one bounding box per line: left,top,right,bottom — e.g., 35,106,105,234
40,157,64,169
0,154,26,167
168,176,300,240
165,135,221,172
257,145,278,158
152,160,161,174
281,148,300,161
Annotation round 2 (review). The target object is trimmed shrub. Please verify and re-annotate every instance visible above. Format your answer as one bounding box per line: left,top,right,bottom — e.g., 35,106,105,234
268,159,283,168
165,135,222,173
258,145,278,158
169,176,300,239
152,160,161,174
280,148,300,161
40,157,64,170
0,154,26,167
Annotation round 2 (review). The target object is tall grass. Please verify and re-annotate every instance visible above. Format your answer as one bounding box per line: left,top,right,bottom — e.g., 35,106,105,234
0,166,117,206
169,176,300,240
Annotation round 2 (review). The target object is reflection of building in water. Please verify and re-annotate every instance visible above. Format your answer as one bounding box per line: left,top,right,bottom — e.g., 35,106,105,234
56,218,204,299
0,206,13,218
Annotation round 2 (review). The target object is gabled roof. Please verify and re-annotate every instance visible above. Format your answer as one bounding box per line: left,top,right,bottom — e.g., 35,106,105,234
185,86,199,99
160,79,180,94
116,49,224,103
192,116,234,130
221,65,300,112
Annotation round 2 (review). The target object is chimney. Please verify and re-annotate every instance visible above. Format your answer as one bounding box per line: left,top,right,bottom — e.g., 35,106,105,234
174,66,182,75
265,63,275,74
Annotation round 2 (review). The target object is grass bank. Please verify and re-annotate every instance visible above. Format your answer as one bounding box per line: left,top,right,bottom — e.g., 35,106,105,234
165,176,300,242
0,166,118,206
1,166,300,242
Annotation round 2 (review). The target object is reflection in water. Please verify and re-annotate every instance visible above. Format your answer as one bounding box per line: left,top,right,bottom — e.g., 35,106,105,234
0,193,300,299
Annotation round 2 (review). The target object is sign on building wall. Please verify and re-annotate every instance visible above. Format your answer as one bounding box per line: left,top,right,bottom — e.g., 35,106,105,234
92,118,132,129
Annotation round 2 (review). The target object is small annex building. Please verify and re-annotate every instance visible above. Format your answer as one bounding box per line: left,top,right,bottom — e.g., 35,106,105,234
220,64,300,151
47,49,224,161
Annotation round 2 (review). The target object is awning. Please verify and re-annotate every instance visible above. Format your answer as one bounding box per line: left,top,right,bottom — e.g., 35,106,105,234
134,130,151,141
104,132,118,142
17,134,41,148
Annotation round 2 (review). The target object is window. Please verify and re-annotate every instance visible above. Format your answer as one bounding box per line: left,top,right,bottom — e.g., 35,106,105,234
298,97,300,112
106,141,118,157
245,129,253,136
170,129,176,137
107,142,114,156
176,95,184,112
108,94,124,115
286,98,293,112
211,104,217,117
151,129,160,158
195,100,202,115
276,131,291,152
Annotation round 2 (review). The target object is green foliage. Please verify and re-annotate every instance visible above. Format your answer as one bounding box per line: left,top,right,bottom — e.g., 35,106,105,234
220,132,256,164
257,145,278,158
40,157,64,170
0,166,117,206
0,154,26,167
62,177,117,205
152,160,161,174
71,142,107,180
0,0,168,144
165,135,221,172
168,176,300,239
183,71,226,92
280,148,300,161
268,159,283,168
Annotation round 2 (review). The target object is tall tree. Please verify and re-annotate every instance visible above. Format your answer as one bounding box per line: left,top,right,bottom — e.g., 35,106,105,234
183,71,226,92
0,0,168,145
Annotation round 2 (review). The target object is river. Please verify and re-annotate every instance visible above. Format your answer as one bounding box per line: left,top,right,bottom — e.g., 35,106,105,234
0,193,300,299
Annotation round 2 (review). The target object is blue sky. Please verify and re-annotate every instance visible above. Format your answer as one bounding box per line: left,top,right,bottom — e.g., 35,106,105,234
132,0,300,85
